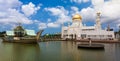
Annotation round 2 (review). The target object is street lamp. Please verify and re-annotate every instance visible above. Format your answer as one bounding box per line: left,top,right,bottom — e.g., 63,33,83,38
119,25,120,31
118,25,120,41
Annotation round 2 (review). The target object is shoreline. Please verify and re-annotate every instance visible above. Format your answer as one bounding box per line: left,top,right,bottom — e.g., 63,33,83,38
42,38,120,43
1,37,120,43
75,40,120,43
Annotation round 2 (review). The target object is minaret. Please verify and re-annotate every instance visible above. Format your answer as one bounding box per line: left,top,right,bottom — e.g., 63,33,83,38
107,24,110,31
61,23,64,39
96,12,101,30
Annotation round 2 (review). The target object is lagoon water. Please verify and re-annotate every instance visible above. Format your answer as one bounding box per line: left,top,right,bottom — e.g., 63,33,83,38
0,39,120,61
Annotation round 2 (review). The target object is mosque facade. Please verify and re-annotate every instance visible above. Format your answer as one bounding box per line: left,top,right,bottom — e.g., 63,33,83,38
61,12,115,40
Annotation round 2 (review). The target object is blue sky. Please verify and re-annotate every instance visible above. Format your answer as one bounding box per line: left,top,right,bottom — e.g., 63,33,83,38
0,0,120,34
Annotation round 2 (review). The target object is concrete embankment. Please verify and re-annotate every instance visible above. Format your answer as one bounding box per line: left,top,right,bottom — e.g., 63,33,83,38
42,38,65,41
41,38,120,43
75,40,120,43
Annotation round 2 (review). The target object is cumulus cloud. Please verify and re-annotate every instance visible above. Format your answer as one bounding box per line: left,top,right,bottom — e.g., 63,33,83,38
71,0,90,3
70,0,120,30
70,0,120,23
0,0,41,31
33,20,47,29
38,23,47,29
0,0,32,24
45,6,95,28
0,9,32,24
92,0,104,6
71,0,81,3
0,0,22,10
83,0,90,3
71,6,96,22
45,6,71,28
71,6,79,13
91,0,120,28
21,2,40,16
47,22,60,28
80,7,96,22
47,18,51,22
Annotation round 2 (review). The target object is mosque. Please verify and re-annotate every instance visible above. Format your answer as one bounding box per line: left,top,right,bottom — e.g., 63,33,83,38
61,12,115,40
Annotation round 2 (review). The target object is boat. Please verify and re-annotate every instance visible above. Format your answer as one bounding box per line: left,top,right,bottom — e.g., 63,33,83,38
77,40,104,50
77,44,104,49
2,23,44,43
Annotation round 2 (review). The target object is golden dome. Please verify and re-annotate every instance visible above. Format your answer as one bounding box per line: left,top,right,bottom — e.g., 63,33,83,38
14,26,24,31
72,14,82,20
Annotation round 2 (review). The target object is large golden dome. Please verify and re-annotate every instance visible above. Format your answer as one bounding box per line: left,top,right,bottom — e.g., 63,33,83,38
72,14,82,20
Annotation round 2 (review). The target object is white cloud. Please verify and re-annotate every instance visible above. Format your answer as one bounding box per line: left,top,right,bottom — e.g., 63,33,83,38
45,6,68,16
0,0,42,31
45,6,95,28
0,9,32,24
47,22,60,28
71,0,82,3
69,0,119,30
0,0,22,18
71,6,79,13
0,0,22,11
71,0,90,3
70,6,96,22
38,23,47,29
91,0,104,6
45,6,71,28
0,0,32,24
80,7,96,22
83,0,90,3
47,18,51,22
70,0,120,25
70,0,120,30
91,0,120,25
33,20,47,29
21,2,40,16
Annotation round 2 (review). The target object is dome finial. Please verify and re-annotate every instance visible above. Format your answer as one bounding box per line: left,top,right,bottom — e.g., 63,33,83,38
97,12,101,16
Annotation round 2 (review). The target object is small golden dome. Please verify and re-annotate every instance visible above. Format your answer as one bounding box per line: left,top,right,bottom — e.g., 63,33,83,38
14,26,24,31
72,14,82,20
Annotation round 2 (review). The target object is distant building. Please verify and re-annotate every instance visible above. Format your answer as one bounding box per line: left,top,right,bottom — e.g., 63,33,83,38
115,30,120,40
2,23,43,43
61,12,115,40
6,23,36,37
115,33,119,39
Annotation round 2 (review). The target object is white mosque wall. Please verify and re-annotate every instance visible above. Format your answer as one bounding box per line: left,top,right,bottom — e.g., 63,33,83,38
61,13,115,40
61,27,115,40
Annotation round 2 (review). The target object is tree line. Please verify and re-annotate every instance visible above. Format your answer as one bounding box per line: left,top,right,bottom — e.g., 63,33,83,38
0,31,6,37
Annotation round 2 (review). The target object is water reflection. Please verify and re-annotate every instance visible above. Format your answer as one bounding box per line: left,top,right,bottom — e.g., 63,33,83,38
0,42,40,61
60,41,105,61
104,43,120,61
0,39,120,61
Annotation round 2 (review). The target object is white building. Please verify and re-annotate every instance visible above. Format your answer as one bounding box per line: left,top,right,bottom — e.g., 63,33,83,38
61,12,115,40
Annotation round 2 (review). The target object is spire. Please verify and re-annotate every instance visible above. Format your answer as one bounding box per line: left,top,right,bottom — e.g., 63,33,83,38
96,12,101,30
97,12,100,17
107,24,110,31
